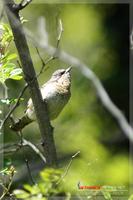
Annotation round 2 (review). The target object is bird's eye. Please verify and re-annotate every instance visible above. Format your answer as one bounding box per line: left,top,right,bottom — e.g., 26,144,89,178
60,71,65,75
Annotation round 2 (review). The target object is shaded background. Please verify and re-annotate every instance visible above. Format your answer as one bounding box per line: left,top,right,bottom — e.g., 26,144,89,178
1,3,129,192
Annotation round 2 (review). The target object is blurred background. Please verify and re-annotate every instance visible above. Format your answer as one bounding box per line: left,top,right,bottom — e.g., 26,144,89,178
1,2,129,193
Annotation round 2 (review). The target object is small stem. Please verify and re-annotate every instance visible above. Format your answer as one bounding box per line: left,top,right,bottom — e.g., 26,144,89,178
56,151,80,185
25,158,36,185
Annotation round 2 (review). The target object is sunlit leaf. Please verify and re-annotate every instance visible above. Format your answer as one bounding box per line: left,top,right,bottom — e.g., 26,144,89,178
13,189,30,199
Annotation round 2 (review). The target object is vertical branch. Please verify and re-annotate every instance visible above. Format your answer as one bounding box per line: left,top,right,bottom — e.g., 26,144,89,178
3,0,57,166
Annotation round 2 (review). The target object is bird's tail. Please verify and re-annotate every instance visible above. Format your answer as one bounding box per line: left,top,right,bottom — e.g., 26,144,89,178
10,115,33,132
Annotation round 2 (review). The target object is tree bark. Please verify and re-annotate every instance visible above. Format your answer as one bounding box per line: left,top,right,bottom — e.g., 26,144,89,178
3,0,57,166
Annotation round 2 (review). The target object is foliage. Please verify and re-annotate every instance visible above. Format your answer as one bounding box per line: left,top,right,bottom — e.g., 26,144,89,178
13,168,70,200
0,23,13,55
0,166,16,200
0,23,23,84
0,97,24,105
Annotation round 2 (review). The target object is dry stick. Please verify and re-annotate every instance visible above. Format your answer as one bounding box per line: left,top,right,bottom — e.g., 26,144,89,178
3,0,57,166
26,17,133,142
56,151,80,185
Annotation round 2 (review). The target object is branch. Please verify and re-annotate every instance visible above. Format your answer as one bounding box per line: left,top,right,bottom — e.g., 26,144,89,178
0,137,46,163
26,18,133,142
35,47,56,78
22,138,46,164
14,0,32,12
3,0,57,166
0,143,21,154
25,158,36,185
56,18,64,49
56,151,80,185
0,6,4,21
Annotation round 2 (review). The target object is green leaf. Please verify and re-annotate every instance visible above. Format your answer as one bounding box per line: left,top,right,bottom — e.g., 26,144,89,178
10,68,22,76
0,168,8,175
23,184,33,193
10,75,23,80
0,99,10,105
13,189,30,199
0,98,24,105
4,53,17,61
9,68,23,80
2,62,16,69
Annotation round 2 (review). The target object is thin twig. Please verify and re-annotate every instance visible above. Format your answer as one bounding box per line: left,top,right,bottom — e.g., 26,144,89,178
0,143,21,155
25,158,36,185
35,47,55,78
56,18,64,49
17,59,22,68
0,137,46,163
56,151,80,185
0,7,4,21
22,138,46,163
15,0,33,11
0,83,28,131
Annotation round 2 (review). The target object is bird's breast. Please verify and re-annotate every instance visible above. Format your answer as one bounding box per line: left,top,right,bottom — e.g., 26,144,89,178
41,83,71,120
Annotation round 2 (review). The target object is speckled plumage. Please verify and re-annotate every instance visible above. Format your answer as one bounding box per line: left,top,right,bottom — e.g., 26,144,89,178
10,67,72,131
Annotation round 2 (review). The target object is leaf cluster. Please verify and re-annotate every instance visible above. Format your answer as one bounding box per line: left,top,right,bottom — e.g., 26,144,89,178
13,168,69,200
0,23,23,83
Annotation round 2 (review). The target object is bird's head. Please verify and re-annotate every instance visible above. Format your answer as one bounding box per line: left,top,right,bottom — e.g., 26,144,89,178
50,66,72,88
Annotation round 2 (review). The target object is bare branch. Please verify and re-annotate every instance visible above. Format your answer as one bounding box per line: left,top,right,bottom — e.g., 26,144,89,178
14,0,32,11
22,138,46,163
56,18,64,49
0,7,4,21
35,47,56,78
25,158,36,185
56,151,80,185
0,137,46,163
0,143,20,155
25,18,133,142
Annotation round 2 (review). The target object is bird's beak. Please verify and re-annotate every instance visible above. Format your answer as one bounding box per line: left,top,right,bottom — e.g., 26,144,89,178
65,66,72,73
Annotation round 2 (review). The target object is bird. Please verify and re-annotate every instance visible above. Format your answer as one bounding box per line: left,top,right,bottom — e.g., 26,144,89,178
10,67,72,131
